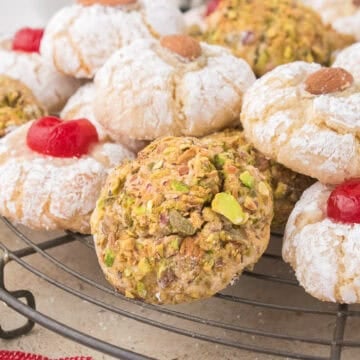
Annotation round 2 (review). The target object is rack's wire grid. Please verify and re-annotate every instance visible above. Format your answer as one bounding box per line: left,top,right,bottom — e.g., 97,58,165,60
1,3,360,359
1,216,360,360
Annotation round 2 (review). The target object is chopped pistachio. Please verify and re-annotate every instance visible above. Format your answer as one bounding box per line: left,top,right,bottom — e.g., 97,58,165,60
274,182,288,199
125,290,135,299
211,193,248,225
171,180,189,193
258,182,270,197
137,282,147,298
104,249,115,267
138,258,152,276
169,210,196,236
152,160,164,170
134,205,146,216
156,243,164,257
214,154,226,168
169,238,180,251
244,196,257,211
240,171,255,188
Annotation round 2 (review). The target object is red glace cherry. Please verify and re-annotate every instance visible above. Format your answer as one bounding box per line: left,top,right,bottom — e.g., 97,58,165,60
327,179,360,224
12,28,44,53
27,116,99,158
205,0,220,16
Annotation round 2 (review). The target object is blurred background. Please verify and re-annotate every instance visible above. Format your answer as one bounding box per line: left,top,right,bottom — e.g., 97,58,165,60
0,0,72,32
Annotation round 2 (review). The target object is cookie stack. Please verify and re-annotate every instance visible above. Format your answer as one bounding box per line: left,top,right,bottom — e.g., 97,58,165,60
0,0,359,305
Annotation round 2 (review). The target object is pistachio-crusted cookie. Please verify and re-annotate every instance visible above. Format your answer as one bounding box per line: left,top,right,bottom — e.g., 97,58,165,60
201,130,315,232
0,30,80,113
241,61,360,184
91,136,273,304
333,43,360,83
61,83,147,152
94,35,255,141
283,181,360,303
40,0,185,79
301,0,360,40
0,75,46,137
0,118,134,234
203,0,354,77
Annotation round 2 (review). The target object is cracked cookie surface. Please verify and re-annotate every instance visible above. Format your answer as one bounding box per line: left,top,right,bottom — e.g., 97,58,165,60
0,122,134,234
241,61,360,184
94,38,255,141
283,182,360,304
40,1,185,79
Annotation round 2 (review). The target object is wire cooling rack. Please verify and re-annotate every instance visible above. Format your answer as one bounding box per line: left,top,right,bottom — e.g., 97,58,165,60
1,217,360,360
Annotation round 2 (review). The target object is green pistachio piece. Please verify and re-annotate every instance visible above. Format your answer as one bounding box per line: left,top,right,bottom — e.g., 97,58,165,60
240,171,255,188
169,238,180,251
134,205,146,216
104,249,115,267
169,210,196,236
138,258,152,276
214,154,226,168
274,182,288,199
211,193,247,225
137,282,147,298
171,180,189,193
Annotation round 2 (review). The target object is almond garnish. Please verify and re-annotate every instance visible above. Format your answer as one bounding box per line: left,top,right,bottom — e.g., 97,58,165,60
77,0,136,6
305,67,354,95
160,35,202,61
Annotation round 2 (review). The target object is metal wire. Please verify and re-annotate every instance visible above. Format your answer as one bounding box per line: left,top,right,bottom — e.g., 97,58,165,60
1,216,360,360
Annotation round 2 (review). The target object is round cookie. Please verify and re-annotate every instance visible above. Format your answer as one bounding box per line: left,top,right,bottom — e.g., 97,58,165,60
91,136,273,304
0,119,134,234
94,35,255,141
301,0,360,40
333,43,360,83
61,83,146,152
0,30,81,113
241,61,360,185
0,75,46,137
40,0,185,79
283,181,360,304
201,130,315,232
202,0,354,77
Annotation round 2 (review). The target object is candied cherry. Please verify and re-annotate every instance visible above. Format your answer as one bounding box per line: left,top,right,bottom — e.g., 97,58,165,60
205,0,220,16
27,116,99,158
327,179,360,224
12,28,44,53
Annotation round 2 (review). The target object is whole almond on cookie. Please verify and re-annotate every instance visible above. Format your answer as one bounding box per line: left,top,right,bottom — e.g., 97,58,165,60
160,35,202,60
77,0,136,6
305,68,354,95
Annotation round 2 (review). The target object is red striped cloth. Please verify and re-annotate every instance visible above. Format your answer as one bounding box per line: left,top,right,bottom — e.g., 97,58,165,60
0,352,92,360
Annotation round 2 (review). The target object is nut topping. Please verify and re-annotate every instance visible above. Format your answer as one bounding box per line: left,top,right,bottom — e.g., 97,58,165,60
305,67,354,95
160,35,202,61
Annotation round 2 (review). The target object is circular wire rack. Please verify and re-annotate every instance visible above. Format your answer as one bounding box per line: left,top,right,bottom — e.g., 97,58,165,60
1,217,360,360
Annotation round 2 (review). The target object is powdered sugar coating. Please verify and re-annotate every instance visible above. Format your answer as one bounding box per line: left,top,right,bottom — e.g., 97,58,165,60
334,43,360,83
241,61,360,184
283,182,360,303
0,38,80,113
94,39,255,141
301,0,360,40
40,1,185,79
0,122,134,234
61,82,147,152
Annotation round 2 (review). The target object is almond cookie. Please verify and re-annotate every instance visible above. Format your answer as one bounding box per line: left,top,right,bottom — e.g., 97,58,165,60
301,0,360,40
40,0,185,79
201,130,315,232
0,29,81,113
203,0,354,77
241,61,360,185
0,75,46,137
91,136,273,304
0,117,134,234
283,180,360,303
61,83,146,152
94,36,255,141
333,43,360,83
